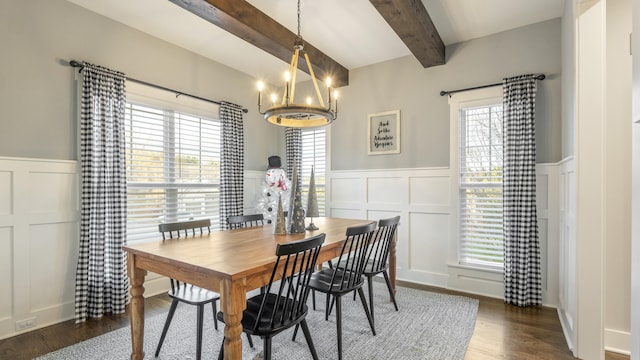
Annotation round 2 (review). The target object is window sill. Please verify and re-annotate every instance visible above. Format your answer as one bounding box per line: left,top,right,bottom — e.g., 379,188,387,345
449,262,504,275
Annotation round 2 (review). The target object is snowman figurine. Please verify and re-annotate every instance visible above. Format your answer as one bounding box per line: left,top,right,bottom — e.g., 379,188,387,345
257,156,291,224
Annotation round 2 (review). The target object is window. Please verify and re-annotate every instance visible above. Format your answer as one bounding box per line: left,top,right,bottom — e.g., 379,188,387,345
300,128,326,215
458,103,504,268
124,101,221,243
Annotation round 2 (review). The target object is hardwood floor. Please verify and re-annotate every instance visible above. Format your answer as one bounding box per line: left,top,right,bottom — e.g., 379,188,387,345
0,282,629,360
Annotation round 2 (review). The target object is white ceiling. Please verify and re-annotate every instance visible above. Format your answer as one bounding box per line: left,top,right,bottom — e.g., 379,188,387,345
65,0,565,84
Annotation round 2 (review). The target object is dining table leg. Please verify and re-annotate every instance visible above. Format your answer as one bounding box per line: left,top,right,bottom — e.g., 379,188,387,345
128,255,147,360
389,231,397,296
220,278,247,360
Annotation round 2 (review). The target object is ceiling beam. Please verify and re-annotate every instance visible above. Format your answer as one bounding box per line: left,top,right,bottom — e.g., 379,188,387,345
168,0,349,87
370,0,445,68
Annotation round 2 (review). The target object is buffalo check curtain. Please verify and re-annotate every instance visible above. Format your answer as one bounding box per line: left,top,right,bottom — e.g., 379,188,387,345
74,62,129,323
219,102,245,230
502,74,542,307
285,127,303,189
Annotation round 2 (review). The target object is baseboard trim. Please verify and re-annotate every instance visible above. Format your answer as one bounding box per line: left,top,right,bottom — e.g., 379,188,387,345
558,307,576,356
604,328,630,355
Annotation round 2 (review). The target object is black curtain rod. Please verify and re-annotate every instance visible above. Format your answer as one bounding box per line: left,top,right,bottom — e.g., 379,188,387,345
69,60,248,113
439,74,546,97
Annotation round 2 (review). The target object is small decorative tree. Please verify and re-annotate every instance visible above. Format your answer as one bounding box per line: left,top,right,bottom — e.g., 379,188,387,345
288,161,306,234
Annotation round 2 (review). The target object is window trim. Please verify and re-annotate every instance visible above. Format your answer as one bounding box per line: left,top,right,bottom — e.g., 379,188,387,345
448,87,504,272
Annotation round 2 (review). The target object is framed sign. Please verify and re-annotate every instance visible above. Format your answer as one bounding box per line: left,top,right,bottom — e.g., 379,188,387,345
368,110,401,155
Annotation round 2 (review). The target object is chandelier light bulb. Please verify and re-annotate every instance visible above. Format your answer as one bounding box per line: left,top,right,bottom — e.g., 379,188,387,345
257,81,264,107
306,97,312,105
326,77,332,88
270,93,277,105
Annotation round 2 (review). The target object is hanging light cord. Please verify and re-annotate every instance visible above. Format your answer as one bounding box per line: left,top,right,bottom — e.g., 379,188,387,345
297,0,301,38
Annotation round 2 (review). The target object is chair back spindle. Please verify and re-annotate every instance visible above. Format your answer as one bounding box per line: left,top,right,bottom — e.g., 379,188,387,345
252,233,325,334
159,219,211,240
329,222,377,292
366,216,400,273
227,214,265,229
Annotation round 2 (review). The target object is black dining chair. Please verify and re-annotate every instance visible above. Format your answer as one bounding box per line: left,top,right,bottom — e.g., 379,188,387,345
217,233,326,360
227,213,265,229
154,219,253,360
340,216,400,327
154,219,214,360
295,222,377,360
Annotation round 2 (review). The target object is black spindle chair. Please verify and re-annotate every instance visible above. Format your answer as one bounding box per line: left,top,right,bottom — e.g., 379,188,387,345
155,219,253,360
217,233,326,360
295,222,377,360
341,216,400,327
227,213,265,229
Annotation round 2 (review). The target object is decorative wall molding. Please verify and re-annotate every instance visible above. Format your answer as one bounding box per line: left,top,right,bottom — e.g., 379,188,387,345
557,156,576,353
326,164,559,306
0,157,79,340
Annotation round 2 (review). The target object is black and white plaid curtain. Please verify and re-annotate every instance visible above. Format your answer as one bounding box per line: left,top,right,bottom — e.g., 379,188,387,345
285,127,302,189
219,102,245,230
74,62,129,323
502,74,541,307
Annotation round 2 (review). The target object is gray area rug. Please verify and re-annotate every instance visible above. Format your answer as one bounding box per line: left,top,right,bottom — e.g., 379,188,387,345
36,282,478,359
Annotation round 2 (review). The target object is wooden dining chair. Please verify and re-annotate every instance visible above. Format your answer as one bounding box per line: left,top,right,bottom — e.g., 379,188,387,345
295,222,377,360
227,213,265,229
217,233,326,360
154,219,253,360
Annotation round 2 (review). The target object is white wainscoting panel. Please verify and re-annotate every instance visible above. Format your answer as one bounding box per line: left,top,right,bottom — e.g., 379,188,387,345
536,164,560,308
29,223,78,314
0,157,79,340
329,168,453,289
407,212,450,286
331,177,365,207
328,165,560,306
27,172,77,214
0,227,12,322
558,157,577,353
330,208,366,220
367,177,404,206
409,176,450,208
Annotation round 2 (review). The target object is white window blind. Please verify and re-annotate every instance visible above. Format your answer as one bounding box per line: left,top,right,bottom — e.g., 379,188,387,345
459,104,504,268
300,128,326,215
125,102,221,243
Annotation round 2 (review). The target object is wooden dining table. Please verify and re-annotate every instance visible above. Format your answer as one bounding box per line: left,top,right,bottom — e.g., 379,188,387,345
122,217,398,360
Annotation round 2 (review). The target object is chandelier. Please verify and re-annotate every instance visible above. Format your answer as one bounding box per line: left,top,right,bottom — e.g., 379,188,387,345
257,0,338,128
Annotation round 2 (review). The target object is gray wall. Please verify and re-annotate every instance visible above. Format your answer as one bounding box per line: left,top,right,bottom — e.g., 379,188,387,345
1,0,562,171
0,0,279,171
331,18,562,170
562,0,576,158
